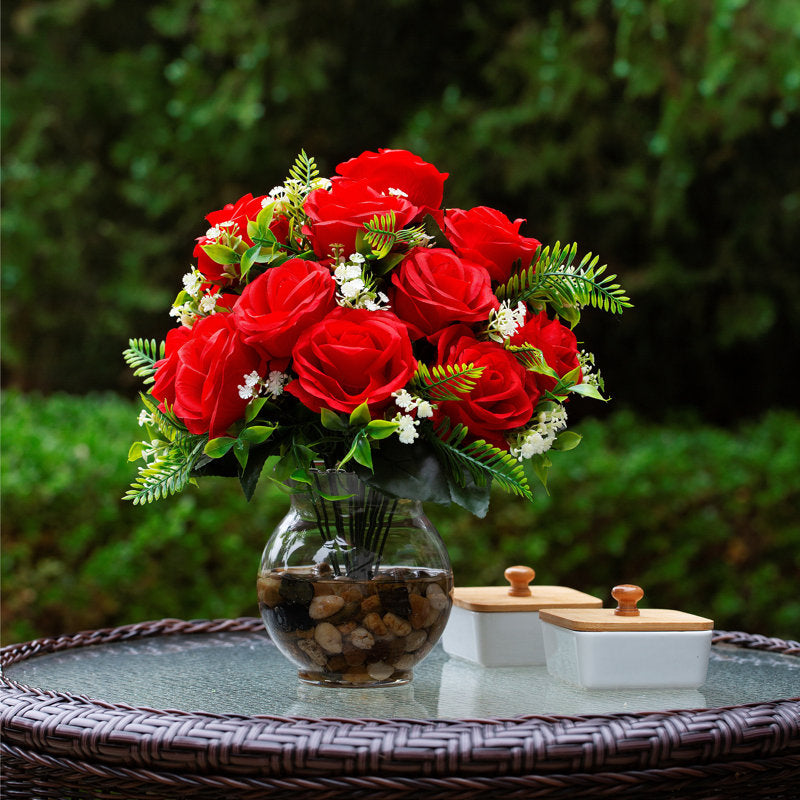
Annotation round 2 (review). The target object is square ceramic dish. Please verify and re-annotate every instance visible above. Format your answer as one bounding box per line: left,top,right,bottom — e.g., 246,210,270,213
441,566,603,667
540,584,714,689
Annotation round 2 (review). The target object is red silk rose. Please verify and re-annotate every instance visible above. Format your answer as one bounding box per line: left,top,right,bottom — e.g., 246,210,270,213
335,148,448,219
154,313,269,439
302,179,419,261
151,325,193,409
193,193,287,285
510,310,581,395
444,206,541,284
286,307,416,414
390,247,499,339
233,258,336,358
433,325,535,449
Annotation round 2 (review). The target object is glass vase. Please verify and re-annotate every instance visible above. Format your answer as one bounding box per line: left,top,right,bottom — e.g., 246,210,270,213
257,470,453,687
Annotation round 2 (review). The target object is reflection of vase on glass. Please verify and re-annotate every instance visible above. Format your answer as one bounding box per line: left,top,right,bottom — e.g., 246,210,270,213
258,471,453,687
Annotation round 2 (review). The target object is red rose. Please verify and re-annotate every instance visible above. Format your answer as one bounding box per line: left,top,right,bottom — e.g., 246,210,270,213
302,178,419,261
154,313,269,439
233,259,336,358
286,307,416,414
510,310,581,395
444,206,541,284
193,193,284,285
335,148,448,219
390,247,499,339
433,325,535,449
152,325,193,409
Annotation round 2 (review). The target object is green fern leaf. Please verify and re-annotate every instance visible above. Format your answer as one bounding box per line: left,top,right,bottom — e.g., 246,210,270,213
123,338,164,384
495,242,632,317
363,211,398,257
288,149,319,189
124,440,203,505
428,420,533,500
410,363,484,401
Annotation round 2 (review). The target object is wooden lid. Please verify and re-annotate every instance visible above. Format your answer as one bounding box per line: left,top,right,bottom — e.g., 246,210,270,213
452,565,603,612
539,584,713,631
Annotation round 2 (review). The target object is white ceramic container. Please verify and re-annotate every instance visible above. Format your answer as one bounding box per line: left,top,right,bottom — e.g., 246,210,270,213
540,584,714,689
441,566,603,667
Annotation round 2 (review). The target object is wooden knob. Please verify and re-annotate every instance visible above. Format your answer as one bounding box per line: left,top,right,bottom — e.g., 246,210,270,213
504,565,535,597
612,584,644,616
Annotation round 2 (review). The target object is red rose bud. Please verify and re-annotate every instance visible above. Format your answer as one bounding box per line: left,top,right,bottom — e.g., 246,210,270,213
433,325,535,450
233,258,337,358
335,148,448,219
390,248,499,339
510,310,581,396
286,307,416,415
157,313,270,439
444,206,541,284
302,178,419,261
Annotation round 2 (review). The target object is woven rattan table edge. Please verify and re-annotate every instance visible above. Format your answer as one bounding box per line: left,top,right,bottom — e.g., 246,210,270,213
1,617,798,782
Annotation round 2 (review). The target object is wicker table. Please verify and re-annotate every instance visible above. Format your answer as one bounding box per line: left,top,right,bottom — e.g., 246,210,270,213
1,618,798,799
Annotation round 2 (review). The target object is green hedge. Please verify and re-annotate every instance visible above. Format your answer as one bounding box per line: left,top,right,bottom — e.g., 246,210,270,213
2,390,798,645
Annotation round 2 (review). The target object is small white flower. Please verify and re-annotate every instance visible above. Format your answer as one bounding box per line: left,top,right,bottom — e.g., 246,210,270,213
340,278,365,298
243,370,261,388
392,389,415,411
394,413,419,444
334,263,363,282
387,187,409,198
199,293,221,314
137,410,152,427
488,301,527,342
266,370,287,396
269,185,286,199
416,400,434,418
182,270,203,297
206,226,221,240
349,252,365,264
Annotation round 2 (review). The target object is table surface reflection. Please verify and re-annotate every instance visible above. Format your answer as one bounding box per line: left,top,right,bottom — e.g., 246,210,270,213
6,631,799,719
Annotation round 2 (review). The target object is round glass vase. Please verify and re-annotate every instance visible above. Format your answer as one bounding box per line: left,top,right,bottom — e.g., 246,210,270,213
257,470,453,688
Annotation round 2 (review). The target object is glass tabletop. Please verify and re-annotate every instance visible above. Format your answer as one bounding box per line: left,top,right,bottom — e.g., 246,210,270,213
5,632,799,719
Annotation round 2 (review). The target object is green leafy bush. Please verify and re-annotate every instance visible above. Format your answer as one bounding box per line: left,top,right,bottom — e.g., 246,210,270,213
3,391,798,644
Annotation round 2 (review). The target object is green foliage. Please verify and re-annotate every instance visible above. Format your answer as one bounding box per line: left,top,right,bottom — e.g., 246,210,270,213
122,339,164,385
411,363,485,402
3,391,798,645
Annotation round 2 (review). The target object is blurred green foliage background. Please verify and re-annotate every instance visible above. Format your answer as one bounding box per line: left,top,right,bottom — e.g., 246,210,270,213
2,0,799,644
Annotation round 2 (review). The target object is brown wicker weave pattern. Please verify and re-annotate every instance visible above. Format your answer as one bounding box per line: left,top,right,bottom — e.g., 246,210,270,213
2,618,799,799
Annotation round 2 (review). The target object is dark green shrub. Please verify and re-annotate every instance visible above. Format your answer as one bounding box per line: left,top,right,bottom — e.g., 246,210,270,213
2,391,798,644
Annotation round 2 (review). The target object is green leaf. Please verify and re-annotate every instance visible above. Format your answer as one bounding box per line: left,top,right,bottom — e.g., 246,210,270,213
366,419,399,439
363,211,397,258
239,244,261,278
349,402,371,427
245,397,269,423
128,441,145,462
204,437,236,458
423,213,451,249
241,424,276,445
411,362,484,401
320,407,348,431
552,430,582,451
123,338,164,385
234,439,249,470
568,382,607,400
202,242,241,265
353,436,373,469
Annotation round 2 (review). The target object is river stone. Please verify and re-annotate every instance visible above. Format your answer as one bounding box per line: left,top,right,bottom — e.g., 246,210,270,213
404,629,427,652
377,583,411,617
408,594,431,629
297,639,327,666
350,627,376,650
314,622,343,654
279,575,314,604
309,594,345,619
426,582,448,611
383,612,412,637
367,661,394,681
362,612,388,635
271,601,314,632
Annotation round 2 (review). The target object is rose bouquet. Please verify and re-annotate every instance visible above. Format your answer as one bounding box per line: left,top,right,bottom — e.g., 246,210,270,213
124,149,630,518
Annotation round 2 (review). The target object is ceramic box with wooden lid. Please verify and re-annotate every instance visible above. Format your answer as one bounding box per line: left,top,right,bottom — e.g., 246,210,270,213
540,584,714,689
441,565,603,667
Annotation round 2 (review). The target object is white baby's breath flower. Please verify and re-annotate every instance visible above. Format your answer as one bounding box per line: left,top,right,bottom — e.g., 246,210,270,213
508,406,568,460
340,278,365,298
416,400,434,418
199,293,221,314
266,370,288,396
206,226,221,240
182,270,203,297
387,187,409,198
392,389,415,411
487,301,527,343
393,413,419,444
243,370,261,388
137,410,153,427
349,252,365,264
